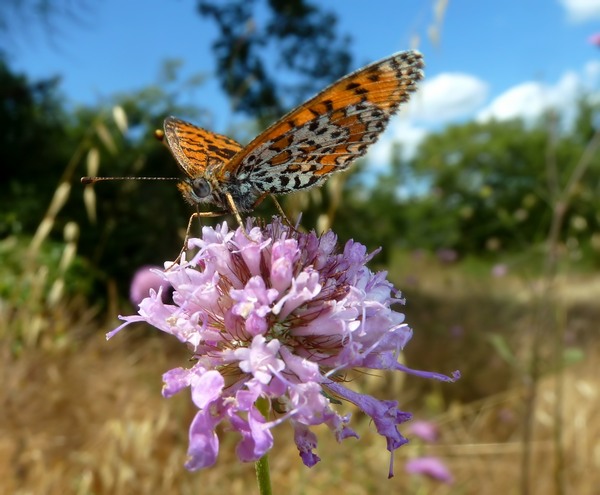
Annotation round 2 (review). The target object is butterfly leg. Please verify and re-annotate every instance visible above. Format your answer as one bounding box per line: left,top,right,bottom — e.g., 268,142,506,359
224,192,248,232
268,195,296,229
167,210,228,269
250,193,294,228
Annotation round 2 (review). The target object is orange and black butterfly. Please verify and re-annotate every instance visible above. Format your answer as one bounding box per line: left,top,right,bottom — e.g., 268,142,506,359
83,50,424,227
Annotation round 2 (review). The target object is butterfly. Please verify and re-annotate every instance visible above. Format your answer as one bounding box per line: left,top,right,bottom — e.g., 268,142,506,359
83,50,424,232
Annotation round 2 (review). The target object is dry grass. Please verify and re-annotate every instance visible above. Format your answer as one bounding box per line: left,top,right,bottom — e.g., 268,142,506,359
2,263,599,494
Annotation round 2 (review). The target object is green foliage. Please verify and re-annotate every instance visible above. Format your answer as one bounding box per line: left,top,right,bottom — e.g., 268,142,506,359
412,119,553,252
0,234,100,352
336,102,600,262
411,108,600,254
0,57,68,236
3,0,599,308
0,236,95,305
0,56,219,298
1,0,355,303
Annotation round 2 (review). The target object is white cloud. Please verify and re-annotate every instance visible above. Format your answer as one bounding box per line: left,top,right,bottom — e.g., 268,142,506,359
584,60,600,84
369,119,428,167
365,72,488,166
559,0,600,22
366,60,600,169
477,69,587,124
477,82,554,122
408,73,488,123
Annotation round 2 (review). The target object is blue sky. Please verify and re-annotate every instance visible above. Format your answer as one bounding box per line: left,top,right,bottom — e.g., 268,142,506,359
6,0,600,165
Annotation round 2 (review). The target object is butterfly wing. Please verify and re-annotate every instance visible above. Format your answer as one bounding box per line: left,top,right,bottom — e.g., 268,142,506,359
219,50,424,194
163,116,243,179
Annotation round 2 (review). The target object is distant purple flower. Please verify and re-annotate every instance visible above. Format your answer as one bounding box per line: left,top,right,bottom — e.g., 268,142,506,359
109,218,459,477
498,407,516,424
408,420,439,443
450,324,464,339
491,263,508,278
436,248,458,264
406,456,454,484
411,248,425,260
589,33,600,47
130,265,172,306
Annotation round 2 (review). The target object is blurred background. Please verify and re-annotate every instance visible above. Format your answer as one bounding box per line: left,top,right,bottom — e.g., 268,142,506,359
1,1,599,493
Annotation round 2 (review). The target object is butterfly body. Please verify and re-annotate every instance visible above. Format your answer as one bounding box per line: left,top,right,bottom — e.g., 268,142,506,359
178,173,263,212
163,50,425,216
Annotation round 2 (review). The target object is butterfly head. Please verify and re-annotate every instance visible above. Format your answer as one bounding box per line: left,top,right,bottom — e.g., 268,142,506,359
177,176,220,207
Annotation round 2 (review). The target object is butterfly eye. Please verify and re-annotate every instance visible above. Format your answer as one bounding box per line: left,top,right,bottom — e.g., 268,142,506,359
191,178,212,199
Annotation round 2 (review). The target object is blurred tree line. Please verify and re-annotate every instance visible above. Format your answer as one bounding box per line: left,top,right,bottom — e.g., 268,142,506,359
337,104,600,263
1,0,599,306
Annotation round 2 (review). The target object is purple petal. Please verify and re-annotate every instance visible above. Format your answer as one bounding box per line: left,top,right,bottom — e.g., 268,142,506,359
272,269,321,320
234,335,284,384
279,346,321,382
185,408,222,471
236,231,270,277
327,381,410,477
190,369,225,409
231,276,279,336
287,382,330,426
270,238,299,293
229,406,274,462
162,367,194,398
293,422,321,467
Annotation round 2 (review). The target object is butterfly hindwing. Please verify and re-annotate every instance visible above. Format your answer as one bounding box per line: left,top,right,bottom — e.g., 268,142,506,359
163,116,243,179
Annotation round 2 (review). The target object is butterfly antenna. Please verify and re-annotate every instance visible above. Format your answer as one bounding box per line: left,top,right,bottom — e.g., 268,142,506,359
81,176,180,184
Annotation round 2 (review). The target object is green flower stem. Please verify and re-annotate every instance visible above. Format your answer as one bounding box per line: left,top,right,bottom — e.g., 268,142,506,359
255,398,272,495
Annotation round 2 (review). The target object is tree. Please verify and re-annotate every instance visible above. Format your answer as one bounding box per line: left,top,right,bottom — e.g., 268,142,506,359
336,100,600,258
0,56,67,236
197,0,352,123
407,106,600,254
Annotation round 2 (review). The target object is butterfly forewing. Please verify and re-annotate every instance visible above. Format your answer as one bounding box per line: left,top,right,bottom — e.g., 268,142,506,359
218,50,424,194
164,116,243,178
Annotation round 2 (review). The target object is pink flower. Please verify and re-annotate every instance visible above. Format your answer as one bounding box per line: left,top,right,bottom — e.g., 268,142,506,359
110,218,459,476
406,456,454,484
129,265,172,306
436,248,458,264
491,263,508,277
589,33,600,47
408,420,439,443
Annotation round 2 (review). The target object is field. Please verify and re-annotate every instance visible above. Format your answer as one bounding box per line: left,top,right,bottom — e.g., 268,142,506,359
3,2,598,494
2,245,598,495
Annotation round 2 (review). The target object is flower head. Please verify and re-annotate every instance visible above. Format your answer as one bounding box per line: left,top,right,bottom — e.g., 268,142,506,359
110,217,458,476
